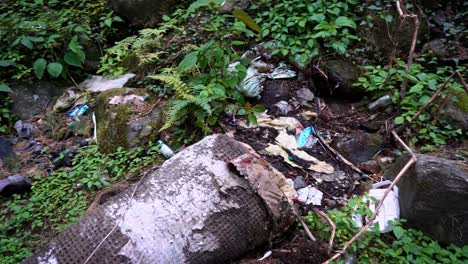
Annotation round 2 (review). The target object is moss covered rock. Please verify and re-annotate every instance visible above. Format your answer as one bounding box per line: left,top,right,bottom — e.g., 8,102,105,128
95,88,164,153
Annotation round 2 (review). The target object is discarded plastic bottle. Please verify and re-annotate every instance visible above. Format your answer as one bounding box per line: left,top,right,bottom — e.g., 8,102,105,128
67,105,89,119
157,140,174,159
368,95,391,111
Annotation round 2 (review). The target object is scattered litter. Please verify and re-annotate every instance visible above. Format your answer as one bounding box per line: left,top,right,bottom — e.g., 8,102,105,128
14,120,33,138
270,100,289,116
352,180,399,233
82,73,135,92
67,104,88,120
297,126,318,148
92,112,97,143
269,62,297,79
293,176,307,189
157,140,174,159
295,185,323,205
368,95,392,112
256,115,303,131
236,65,266,98
109,94,145,106
53,89,79,112
301,110,318,120
258,250,272,261
0,174,32,196
275,130,334,173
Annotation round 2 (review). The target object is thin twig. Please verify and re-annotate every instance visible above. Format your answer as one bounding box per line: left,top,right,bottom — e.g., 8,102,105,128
455,71,468,93
396,0,419,101
313,208,336,254
411,71,456,122
316,135,364,175
140,97,163,117
298,215,316,242
83,171,151,264
323,131,417,264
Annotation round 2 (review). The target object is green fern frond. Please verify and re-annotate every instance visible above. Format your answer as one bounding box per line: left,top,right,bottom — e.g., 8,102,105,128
148,74,194,99
160,97,212,131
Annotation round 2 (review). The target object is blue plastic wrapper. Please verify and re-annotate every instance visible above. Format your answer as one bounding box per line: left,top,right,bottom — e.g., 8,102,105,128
297,126,317,148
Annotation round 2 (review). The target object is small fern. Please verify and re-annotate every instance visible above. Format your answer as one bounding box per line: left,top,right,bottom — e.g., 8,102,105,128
160,97,212,131
147,74,194,99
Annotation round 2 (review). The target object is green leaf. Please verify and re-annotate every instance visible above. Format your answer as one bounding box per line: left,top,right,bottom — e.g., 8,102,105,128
177,51,198,73
104,18,112,27
47,62,63,78
331,41,346,54
395,116,405,125
21,38,33,49
68,36,82,54
64,51,85,67
335,16,357,29
33,58,47,79
0,84,13,93
0,60,16,67
233,8,262,34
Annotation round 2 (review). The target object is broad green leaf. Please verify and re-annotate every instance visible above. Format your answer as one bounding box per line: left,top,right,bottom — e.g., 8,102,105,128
104,18,112,27
47,62,63,78
335,16,357,29
21,38,33,49
177,51,198,73
68,36,82,54
0,60,16,67
331,41,346,54
393,226,405,239
0,84,13,93
233,8,262,34
408,84,423,94
64,51,85,67
33,58,47,79
395,116,405,125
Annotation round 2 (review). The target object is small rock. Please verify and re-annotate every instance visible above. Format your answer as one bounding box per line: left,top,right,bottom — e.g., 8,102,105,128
368,95,392,112
0,174,32,196
53,89,80,112
335,130,384,164
109,94,145,106
315,170,346,182
0,137,13,161
295,87,315,106
14,120,34,138
293,176,307,189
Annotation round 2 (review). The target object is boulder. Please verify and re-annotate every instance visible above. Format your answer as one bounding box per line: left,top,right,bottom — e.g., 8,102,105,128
26,135,294,264
441,94,468,131
335,130,384,164
10,81,67,119
95,88,164,153
109,0,181,28
385,154,468,246
323,60,363,98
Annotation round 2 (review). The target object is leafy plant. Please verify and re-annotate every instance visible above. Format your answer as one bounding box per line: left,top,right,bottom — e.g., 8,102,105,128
305,196,468,263
0,0,122,82
0,92,15,134
353,61,465,149
0,144,162,263
252,0,361,64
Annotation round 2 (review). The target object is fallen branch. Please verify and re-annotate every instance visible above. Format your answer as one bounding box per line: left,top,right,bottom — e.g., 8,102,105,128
455,71,468,93
396,0,419,100
313,208,336,254
323,131,417,264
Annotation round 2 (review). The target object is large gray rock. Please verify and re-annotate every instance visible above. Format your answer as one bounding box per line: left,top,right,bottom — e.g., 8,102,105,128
26,135,294,263
385,154,468,246
10,81,67,119
109,0,181,27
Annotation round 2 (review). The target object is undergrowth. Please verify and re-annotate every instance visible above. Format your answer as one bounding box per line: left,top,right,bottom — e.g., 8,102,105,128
305,196,468,263
0,144,162,264
353,60,466,149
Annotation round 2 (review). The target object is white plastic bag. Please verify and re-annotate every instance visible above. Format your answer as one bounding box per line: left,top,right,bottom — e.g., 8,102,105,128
352,180,399,233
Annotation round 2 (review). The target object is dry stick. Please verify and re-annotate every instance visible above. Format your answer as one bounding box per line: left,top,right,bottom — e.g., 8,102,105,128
316,135,364,175
410,71,457,122
313,208,336,254
455,71,468,93
396,0,419,100
323,131,417,264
